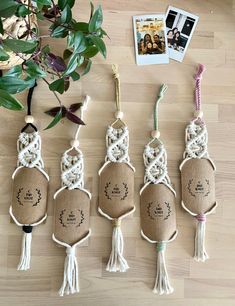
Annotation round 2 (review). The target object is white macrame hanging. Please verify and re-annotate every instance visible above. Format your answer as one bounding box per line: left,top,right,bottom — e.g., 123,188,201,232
140,84,177,295
53,95,91,296
9,84,49,271
98,64,135,273
180,64,217,262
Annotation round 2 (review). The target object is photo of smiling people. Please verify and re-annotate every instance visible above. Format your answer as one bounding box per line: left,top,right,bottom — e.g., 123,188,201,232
166,6,199,62
133,14,169,65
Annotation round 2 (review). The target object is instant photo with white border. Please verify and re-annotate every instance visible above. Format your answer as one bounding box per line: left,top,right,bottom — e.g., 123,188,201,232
133,14,169,65
165,6,199,62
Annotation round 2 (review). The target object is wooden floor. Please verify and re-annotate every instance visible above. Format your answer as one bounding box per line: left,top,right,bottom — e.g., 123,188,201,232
0,0,235,305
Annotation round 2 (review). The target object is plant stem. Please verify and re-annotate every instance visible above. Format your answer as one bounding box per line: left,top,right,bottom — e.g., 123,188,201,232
42,78,62,107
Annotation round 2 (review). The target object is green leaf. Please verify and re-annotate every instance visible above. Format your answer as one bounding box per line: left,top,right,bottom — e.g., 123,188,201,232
89,2,94,21
90,36,106,58
0,89,23,110
73,22,89,32
36,0,52,6
51,26,68,38
0,77,35,94
0,48,9,61
3,39,38,54
63,49,72,60
89,5,103,32
64,53,78,75
70,71,80,81
73,32,86,52
44,108,62,130
58,0,75,10
4,65,22,77
61,5,72,23
82,59,92,76
77,55,84,67
0,0,19,18
36,11,45,20
49,78,65,94
0,18,3,35
26,60,47,78
81,45,99,58
17,5,31,17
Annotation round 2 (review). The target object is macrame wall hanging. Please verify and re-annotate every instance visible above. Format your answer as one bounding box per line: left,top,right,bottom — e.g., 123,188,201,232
52,95,91,296
9,83,49,271
180,64,217,262
98,64,135,273
140,84,177,295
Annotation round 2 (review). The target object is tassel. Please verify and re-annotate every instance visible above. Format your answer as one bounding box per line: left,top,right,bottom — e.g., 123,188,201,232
17,225,33,271
106,219,129,272
153,242,173,295
59,246,79,296
194,213,208,262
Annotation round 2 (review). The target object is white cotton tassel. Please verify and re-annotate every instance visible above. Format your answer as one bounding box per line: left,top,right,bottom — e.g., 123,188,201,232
59,246,79,296
153,242,173,295
17,229,32,271
106,219,129,272
194,213,208,262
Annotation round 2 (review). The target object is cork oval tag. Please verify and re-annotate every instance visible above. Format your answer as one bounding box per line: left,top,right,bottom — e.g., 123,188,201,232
54,189,90,246
140,183,176,242
99,162,134,218
11,167,48,225
181,158,215,215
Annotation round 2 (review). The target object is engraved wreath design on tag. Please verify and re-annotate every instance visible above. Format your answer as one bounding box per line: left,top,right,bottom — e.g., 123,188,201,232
59,209,84,228
187,179,210,198
147,202,171,221
104,182,128,200
16,188,42,207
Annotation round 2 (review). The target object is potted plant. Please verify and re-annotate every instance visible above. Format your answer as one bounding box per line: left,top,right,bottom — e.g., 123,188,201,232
0,0,107,128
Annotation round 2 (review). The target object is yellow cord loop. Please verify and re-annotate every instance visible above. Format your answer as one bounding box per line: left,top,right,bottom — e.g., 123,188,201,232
112,64,121,113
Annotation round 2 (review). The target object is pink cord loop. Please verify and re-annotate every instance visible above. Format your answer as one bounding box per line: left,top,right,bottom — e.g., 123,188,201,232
195,64,205,81
196,213,206,222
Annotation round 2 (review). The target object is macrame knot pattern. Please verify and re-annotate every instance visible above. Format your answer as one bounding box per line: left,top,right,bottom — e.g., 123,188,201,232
196,213,206,222
143,142,171,186
184,121,208,159
106,126,130,163
61,150,84,190
17,132,43,168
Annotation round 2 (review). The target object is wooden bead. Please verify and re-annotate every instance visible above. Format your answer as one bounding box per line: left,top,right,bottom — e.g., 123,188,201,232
194,110,203,118
151,130,160,139
24,115,34,124
115,111,124,119
70,139,79,148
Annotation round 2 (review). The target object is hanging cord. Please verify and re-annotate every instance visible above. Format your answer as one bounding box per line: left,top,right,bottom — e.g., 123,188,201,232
193,64,205,122
53,96,92,296
111,64,125,125
21,81,38,132
10,80,49,271
141,230,178,294
153,84,168,134
140,84,175,195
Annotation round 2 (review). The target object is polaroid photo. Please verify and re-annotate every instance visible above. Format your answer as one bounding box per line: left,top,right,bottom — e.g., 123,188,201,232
133,14,169,65
165,6,199,62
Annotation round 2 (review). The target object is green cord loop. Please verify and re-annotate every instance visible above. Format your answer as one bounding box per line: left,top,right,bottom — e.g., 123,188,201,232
156,241,166,252
154,84,168,131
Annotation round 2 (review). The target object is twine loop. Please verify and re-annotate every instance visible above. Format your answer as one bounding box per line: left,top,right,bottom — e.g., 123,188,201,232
112,219,121,227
